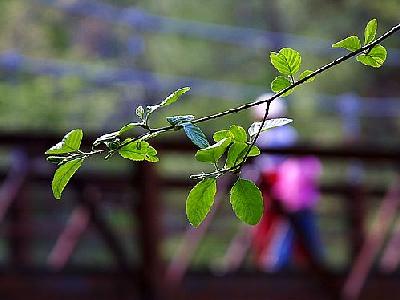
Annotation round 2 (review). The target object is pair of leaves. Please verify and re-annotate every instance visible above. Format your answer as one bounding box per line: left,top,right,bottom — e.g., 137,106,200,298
270,48,314,96
119,141,159,162
195,125,260,167
186,178,263,227
332,19,387,68
45,129,85,199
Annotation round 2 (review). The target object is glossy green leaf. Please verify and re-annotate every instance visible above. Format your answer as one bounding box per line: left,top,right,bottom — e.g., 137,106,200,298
166,115,195,126
332,36,361,52
248,145,261,157
119,141,158,162
182,122,210,149
356,45,387,68
271,76,293,96
52,158,83,199
160,87,190,107
298,70,315,83
248,118,293,140
270,48,302,75
186,178,217,227
230,178,263,225
195,138,231,163
364,19,377,45
45,129,83,155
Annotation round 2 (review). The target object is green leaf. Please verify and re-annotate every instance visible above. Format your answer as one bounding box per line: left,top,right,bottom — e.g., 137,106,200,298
270,48,302,75
229,125,248,142
119,123,139,134
230,178,263,225
166,115,195,126
195,138,231,163
248,145,261,157
332,36,361,52
160,87,190,107
364,18,377,45
248,118,293,140
213,130,233,142
298,70,315,83
136,106,145,119
271,76,293,96
182,122,210,149
356,45,387,68
225,142,248,168
45,129,83,155
119,141,158,162
52,158,83,199
186,178,217,227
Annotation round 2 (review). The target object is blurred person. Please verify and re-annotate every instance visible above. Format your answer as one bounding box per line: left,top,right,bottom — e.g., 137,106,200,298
244,94,324,271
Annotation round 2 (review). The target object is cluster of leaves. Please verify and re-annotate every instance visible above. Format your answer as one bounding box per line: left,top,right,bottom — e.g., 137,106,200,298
45,18,393,227
332,19,387,67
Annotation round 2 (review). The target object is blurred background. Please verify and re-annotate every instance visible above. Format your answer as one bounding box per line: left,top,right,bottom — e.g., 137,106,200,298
0,0,399,299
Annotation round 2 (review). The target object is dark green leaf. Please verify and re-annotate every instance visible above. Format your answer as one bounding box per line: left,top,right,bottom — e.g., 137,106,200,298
332,36,361,52
356,45,387,68
271,76,293,96
364,19,377,45
182,122,210,149
45,129,83,155
270,48,301,75
186,178,217,227
195,138,231,163
52,158,83,199
166,115,195,126
298,70,315,83
230,178,263,225
161,87,190,107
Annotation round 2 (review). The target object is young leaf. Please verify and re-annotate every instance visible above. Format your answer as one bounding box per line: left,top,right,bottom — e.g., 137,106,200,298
166,115,195,126
230,178,263,225
332,36,361,52
182,122,210,149
45,129,83,155
248,118,293,140
271,76,293,96
186,178,217,227
248,145,261,157
364,18,377,45
195,138,231,163
225,142,247,168
270,48,302,75
119,141,158,162
298,70,315,83
136,106,145,120
160,87,190,107
356,45,387,68
52,158,83,199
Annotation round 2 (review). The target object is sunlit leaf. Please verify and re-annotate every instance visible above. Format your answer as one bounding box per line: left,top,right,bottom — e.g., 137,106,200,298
271,76,293,96
356,45,387,68
195,138,231,163
45,129,83,155
332,36,361,52
248,118,293,140
52,158,83,199
364,18,377,45
186,178,217,227
230,178,263,225
270,48,302,75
